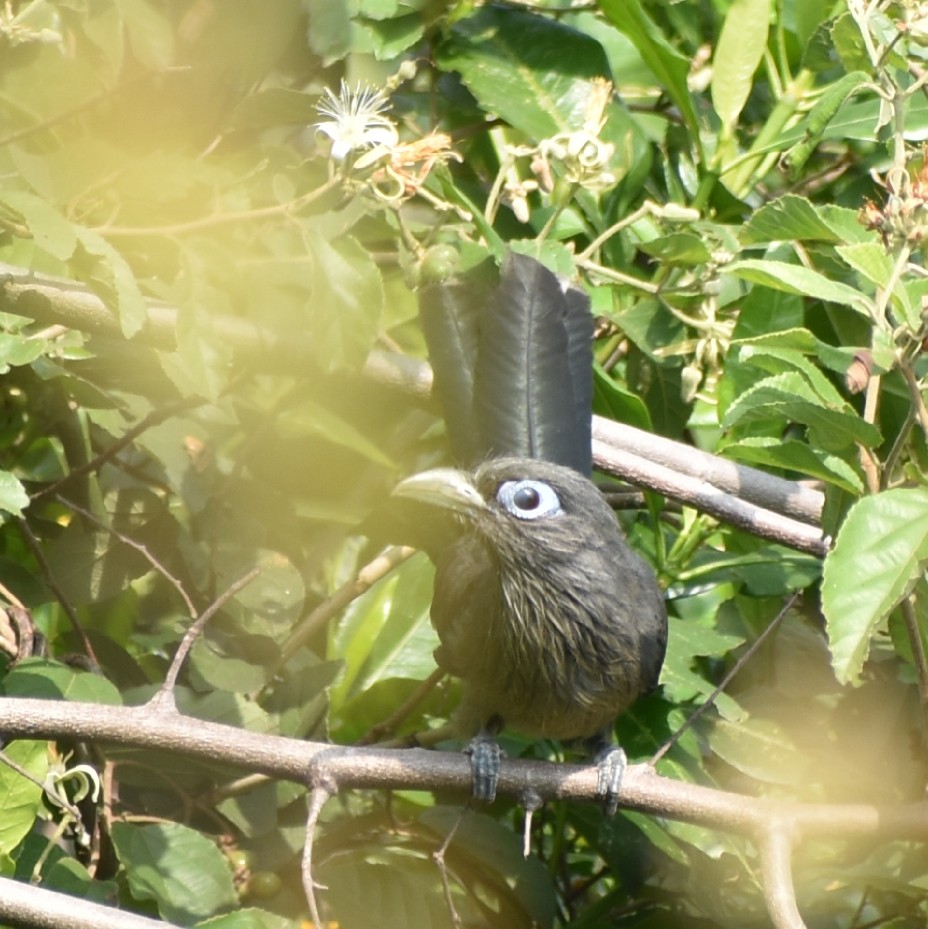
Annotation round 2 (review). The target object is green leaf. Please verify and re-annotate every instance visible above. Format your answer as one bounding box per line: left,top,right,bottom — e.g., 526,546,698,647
304,231,383,372
720,435,864,493
111,822,238,924
727,258,871,313
0,740,47,860
3,658,123,705
831,11,872,73
734,342,849,407
74,228,148,338
598,0,701,140
837,241,918,329
741,194,849,245
722,370,882,451
276,396,395,467
197,908,292,929
637,232,711,265
41,522,152,607
0,189,77,261
0,331,46,373
822,488,928,685
121,0,175,69
229,88,318,130
328,553,438,715
189,625,279,694
593,363,652,432
711,0,771,128
437,7,611,141
660,615,744,712
305,0,352,62
0,470,29,516
709,712,807,785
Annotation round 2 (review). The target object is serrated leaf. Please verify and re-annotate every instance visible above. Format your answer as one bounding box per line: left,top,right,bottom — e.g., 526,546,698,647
722,370,882,451
822,488,928,685
0,189,77,261
727,259,871,313
721,435,863,493
741,194,847,245
711,0,770,128
437,7,612,141
735,342,848,407
111,822,238,924
74,228,147,338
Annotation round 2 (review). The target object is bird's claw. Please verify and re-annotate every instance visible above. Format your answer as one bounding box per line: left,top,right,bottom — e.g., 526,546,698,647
466,735,503,803
595,746,627,816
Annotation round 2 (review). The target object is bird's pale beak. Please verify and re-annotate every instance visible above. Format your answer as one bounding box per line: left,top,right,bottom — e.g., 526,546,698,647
391,468,488,516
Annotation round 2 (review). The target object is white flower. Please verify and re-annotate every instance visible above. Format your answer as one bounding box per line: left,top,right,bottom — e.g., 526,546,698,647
315,80,399,164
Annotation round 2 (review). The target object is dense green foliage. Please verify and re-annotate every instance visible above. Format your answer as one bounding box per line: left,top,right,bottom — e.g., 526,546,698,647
2,0,928,926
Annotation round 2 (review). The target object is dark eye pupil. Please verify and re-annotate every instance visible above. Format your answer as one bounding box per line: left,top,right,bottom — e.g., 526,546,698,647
512,485,540,509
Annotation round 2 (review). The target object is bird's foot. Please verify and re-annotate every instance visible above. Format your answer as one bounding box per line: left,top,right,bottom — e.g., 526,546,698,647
594,745,627,816
466,735,503,803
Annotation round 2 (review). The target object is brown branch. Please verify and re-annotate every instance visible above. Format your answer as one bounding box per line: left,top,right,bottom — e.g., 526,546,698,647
0,260,828,548
759,823,806,929
4,695,928,928
0,875,174,929
0,697,926,843
593,438,828,556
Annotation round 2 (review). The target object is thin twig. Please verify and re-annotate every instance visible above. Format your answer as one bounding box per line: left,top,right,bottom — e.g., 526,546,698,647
277,545,417,670
56,495,196,617
433,805,469,929
651,593,800,765
94,177,340,238
31,396,205,503
901,596,928,738
902,364,928,440
302,779,336,928
150,568,261,710
0,748,84,829
16,518,98,667
358,668,446,745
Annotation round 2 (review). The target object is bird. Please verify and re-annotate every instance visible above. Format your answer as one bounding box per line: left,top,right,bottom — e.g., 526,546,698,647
392,251,667,810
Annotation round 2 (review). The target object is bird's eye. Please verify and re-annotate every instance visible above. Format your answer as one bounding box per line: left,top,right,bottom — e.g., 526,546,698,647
496,480,562,520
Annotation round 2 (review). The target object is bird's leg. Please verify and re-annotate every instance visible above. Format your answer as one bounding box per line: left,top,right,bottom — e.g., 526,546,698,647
586,730,627,816
465,716,504,803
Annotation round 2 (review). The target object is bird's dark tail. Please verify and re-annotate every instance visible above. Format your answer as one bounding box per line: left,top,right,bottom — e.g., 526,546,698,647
419,251,594,475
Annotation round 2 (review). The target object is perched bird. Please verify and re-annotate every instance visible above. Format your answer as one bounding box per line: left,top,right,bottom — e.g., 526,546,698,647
393,252,667,809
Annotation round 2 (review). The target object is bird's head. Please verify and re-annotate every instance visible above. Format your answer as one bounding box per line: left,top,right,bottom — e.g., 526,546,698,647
391,457,623,565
